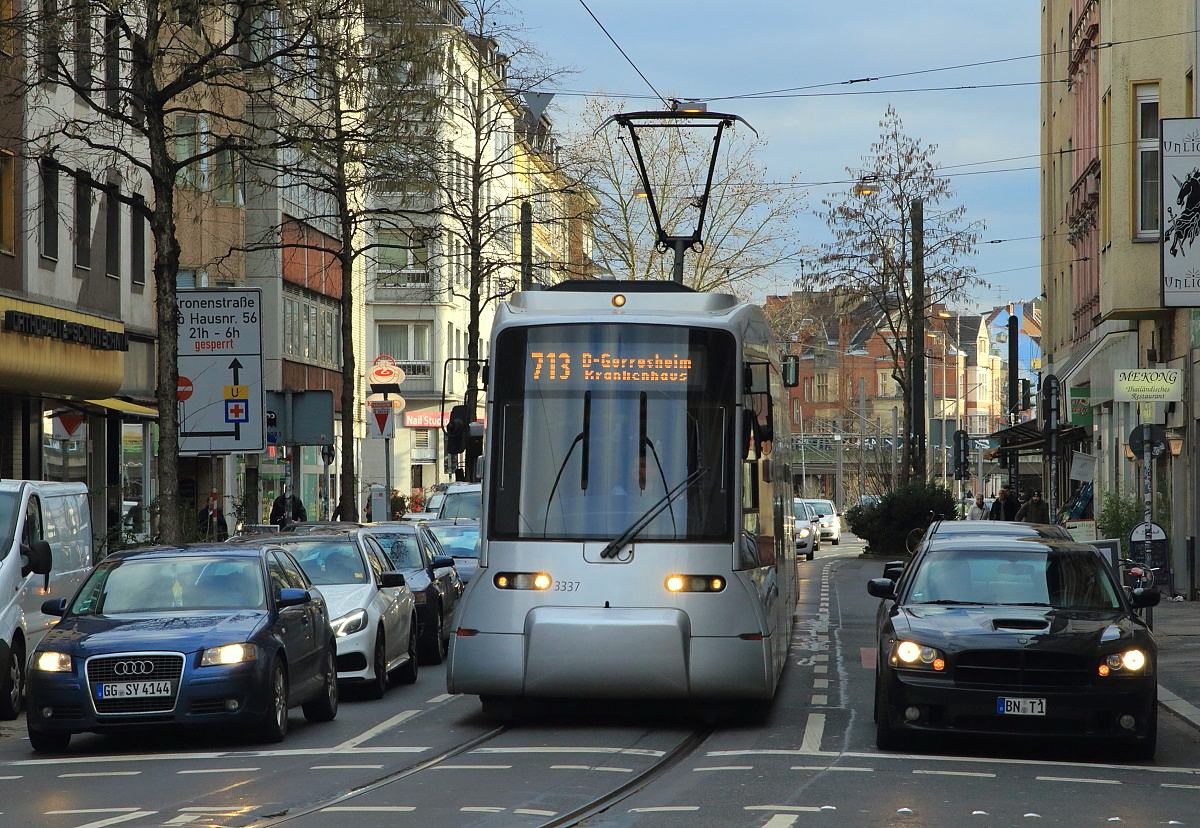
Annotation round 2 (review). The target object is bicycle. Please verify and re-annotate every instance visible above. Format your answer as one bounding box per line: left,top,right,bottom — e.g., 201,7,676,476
1118,557,1159,628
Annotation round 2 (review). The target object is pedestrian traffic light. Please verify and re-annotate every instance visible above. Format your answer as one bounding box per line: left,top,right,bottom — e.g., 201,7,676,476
444,404,470,455
1020,378,1032,411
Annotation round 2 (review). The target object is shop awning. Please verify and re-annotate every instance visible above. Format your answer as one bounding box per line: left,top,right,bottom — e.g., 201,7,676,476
84,398,159,418
986,419,1088,454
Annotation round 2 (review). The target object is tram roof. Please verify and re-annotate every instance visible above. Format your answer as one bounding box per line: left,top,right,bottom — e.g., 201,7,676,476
504,279,752,320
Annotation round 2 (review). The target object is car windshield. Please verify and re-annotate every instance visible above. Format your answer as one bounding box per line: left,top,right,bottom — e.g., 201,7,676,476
906,547,1122,610
282,541,368,585
70,556,266,614
807,501,834,517
425,525,480,558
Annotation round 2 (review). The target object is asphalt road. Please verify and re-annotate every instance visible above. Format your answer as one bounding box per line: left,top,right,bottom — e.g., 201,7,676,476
1,536,1197,828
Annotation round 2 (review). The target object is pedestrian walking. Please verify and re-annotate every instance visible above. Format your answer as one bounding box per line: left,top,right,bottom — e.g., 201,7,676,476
967,493,990,521
1015,490,1051,523
196,492,229,540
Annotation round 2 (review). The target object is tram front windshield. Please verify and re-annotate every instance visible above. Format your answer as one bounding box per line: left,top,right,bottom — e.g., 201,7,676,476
490,324,736,542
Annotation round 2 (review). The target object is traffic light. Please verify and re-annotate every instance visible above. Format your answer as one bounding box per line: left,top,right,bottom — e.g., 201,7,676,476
1020,378,1032,411
444,404,470,455
953,429,969,479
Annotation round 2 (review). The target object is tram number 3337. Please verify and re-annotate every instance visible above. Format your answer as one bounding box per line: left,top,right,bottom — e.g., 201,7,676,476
554,580,581,592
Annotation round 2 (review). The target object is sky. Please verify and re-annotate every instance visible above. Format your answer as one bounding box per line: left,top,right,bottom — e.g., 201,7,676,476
509,0,1042,316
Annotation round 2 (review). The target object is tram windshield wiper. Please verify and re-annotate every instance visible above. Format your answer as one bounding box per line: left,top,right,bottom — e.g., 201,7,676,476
599,466,707,559
542,392,591,533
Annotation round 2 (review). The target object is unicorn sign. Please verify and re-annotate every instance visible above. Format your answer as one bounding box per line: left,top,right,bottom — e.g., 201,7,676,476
1162,118,1200,307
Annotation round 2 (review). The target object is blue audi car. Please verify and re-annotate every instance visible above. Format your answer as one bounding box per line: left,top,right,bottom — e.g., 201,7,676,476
26,543,339,752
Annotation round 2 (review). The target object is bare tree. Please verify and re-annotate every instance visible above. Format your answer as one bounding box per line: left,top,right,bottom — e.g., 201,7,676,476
569,95,808,296
812,105,984,483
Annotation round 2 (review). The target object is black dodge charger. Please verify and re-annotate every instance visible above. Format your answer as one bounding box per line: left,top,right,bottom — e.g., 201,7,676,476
868,535,1160,760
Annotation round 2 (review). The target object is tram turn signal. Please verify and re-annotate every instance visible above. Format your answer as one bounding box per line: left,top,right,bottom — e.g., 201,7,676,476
493,572,553,590
665,575,726,593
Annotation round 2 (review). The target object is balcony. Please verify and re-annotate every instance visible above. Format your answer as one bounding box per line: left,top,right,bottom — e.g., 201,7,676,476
397,361,434,395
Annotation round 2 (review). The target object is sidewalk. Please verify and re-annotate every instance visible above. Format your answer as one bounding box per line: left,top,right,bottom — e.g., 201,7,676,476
1150,596,1200,731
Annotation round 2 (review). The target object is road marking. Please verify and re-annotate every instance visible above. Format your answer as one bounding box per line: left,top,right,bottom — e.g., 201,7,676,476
461,807,505,812
324,806,416,812
860,647,877,669
550,764,633,773
811,694,828,705
311,765,384,770
164,817,200,825
629,806,700,812
48,810,141,815
177,768,260,774
515,809,557,816
800,713,826,753
1037,776,1121,784
7,746,428,766
744,805,824,812
433,764,513,770
332,710,421,751
913,769,996,778
814,679,829,689
693,766,752,771
477,746,666,756
68,812,157,828
814,665,828,674
59,772,141,778
790,766,872,772
1162,783,1200,789
761,816,799,828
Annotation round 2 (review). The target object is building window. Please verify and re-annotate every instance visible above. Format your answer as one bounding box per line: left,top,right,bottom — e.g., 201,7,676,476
40,159,58,259
74,173,91,270
379,322,430,364
174,115,202,189
816,373,829,402
0,151,13,254
73,0,92,90
1135,83,1159,238
282,289,341,369
211,147,241,204
803,377,814,401
103,13,118,108
105,186,119,276
130,195,145,284
377,229,429,284
39,0,60,84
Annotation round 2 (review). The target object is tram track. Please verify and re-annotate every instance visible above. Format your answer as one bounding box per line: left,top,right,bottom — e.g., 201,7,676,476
244,721,713,828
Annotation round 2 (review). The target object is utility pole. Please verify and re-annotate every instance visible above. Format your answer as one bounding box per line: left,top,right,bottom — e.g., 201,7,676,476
910,198,926,483
1007,312,1019,491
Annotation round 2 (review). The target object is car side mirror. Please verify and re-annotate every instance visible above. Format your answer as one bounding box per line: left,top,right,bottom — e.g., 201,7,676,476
27,539,52,576
867,578,896,600
277,588,311,608
41,598,67,617
380,571,407,588
1130,587,1161,609
430,555,454,570
882,561,906,581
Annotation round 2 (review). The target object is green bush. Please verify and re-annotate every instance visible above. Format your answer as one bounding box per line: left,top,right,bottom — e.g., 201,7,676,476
1096,489,1142,557
845,480,956,557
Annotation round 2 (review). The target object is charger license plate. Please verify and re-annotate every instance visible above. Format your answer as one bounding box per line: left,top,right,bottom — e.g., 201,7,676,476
997,697,1045,716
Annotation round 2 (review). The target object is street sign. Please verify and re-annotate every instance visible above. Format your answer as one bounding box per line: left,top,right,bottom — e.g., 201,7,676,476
1127,423,1167,456
178,289,264,453
263,390,335,446
369,355,405,395
367,399,397,439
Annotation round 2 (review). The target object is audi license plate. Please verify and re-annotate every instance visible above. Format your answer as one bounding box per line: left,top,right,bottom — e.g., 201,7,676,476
95,681,172,699
997,697,1045,716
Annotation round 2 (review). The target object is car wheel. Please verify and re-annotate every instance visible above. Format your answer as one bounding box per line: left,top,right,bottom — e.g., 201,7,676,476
303,647,339,722
806,548,814,561
832,536,840,546
257,659,289,743
874,670,904,751
0,641,24,720
362,630,388,700
28,727,70,752
393,618,419,685
419,604,446,665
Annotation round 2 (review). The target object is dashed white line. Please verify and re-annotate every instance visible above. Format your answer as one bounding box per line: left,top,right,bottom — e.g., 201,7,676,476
810,694,828,705
1036,776,1121,784
176,768,259,775
913,769,996,778
629,806,700,812
59,772,140,778
800,713,826,753
332,709,421,751
310,765,384,770
514,809,556,816
47,810,141,815
762,816,799,828
461,807,505,812
693,766,752,772
744,805,824,812
324,806,417,812
433,764,513,770
790,766,872,772
66,812,157,828
426,694,456,703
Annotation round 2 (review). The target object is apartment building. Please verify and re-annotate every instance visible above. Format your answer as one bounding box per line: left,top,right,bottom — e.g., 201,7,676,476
1041,0,1196,591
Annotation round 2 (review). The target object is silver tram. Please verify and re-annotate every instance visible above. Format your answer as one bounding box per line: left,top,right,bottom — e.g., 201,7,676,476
446,280,799,702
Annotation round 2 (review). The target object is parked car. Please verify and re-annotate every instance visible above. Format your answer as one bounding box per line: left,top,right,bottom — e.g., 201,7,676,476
913,518,1073,553
26,543,339,752
355,524,464,664
867,535,1160,759
792,498,821,561
421,519,481,583
803,498,842,544
436,483,482,519
269,534,419,698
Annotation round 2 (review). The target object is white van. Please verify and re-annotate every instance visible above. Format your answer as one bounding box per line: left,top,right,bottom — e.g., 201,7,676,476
0,481,92,718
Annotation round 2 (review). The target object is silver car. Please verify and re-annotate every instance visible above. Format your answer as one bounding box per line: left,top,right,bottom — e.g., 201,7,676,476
793,498,821,561
804,498,842,545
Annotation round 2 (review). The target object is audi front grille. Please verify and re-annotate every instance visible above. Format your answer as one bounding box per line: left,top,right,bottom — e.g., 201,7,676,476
87,652,185,715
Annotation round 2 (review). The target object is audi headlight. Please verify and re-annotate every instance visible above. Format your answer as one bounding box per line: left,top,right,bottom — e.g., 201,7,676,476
330,609,368,637
34,651,72,672
890,640,945,671
200,643,259,667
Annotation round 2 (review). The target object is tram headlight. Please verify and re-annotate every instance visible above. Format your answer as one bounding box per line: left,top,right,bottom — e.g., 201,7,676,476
665,575,726,593
493,572,553,590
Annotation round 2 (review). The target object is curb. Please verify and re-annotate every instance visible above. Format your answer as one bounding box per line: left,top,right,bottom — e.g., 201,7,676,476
1158,685,1200,732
